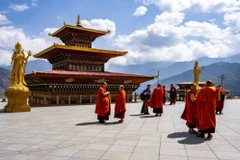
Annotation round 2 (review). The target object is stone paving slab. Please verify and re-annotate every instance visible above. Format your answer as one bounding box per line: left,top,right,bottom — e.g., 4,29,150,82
0,100,240,160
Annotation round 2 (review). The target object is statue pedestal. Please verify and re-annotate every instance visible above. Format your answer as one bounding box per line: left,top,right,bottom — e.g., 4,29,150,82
4,85,31,113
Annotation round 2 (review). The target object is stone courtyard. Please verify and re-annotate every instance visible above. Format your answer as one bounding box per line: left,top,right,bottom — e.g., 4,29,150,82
0,100,240,160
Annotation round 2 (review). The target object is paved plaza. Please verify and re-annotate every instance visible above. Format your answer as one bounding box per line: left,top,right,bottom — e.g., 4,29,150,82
0,100,240,160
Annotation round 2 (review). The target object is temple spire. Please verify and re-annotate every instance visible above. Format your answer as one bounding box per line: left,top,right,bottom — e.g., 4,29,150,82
76,14,82,27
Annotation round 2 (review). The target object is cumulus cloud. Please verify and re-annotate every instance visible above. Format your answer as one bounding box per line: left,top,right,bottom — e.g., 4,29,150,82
0,18,116,65
0,26,60,65
9,3,29,12
81,19,116,38
31,0,38,7
133,6,148,16
0,14,11,24
142,0,240,13
110,9,240,65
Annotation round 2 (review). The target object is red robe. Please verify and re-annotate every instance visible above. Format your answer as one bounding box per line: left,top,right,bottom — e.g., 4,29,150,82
95,87,111,120
146,87,163,113
114,90,126,119
196,86,219,133
170,87,177,104
216,88,225,112
181,90,197,128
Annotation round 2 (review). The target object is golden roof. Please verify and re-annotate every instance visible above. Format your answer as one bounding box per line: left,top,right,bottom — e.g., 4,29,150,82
49,15,110,38
34,44,128,59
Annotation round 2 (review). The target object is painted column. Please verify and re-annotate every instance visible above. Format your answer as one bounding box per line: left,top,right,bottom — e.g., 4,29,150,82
30,94,34,105
134,92,137,102
127,94,129,102
90,94,93,103
56,95,59,104
68,94,71,104
43,94,47,105
80,95,82,104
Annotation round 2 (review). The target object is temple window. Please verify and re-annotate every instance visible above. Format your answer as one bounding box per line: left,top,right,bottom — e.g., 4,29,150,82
69,64,72,70
77,65,79,70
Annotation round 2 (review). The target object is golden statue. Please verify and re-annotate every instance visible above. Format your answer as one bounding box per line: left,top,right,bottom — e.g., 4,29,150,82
4,42,32,113
10,42,32,86
193,61,204,87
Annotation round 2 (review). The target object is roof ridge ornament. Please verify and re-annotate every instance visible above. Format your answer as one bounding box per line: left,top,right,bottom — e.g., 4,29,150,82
76,14,82,27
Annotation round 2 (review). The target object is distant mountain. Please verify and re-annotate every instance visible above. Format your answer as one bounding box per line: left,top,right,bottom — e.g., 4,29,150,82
0,67,11,98
109,54,240,79
2,60,51,74
108,61,173,74
157,62,240,91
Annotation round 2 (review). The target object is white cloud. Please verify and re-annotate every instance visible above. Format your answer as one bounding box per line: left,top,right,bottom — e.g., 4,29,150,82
0,26,60,65
32,0,38,7
133,6,148,16
142,0,240,13
81,19,116,38
110,10,240,65
224,12,240,33
9,3,29,12
0,17,116,65
0,14,11,24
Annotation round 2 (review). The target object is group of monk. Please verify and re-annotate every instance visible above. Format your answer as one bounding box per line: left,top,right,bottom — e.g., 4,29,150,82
181,80,224,139
94,81,225,140
95,82,126,124
140,84,176,115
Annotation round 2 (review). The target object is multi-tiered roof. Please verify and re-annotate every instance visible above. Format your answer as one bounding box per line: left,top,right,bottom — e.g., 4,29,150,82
26,15,153,87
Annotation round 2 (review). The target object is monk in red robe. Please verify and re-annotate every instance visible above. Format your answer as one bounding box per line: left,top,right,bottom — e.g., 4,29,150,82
195,80,220,139
163,85,166,105
146,84,163,116
114,85,126,123
95,82,111,124
181,83,197,134
216,85,225,115
170,84,177,105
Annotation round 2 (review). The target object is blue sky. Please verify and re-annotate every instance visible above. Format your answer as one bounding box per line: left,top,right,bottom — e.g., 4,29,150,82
1,0,240,66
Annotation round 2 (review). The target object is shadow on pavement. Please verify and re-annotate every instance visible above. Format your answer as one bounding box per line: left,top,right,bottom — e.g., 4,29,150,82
140,115,156,118
168,131,205,145
76,121,99,126
76,121,120,126
129,114,142,116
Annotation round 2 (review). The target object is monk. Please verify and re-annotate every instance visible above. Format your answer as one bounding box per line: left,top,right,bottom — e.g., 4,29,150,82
195,80,220,139
163,85,166,105
95,82,111,124
181,83,197,134
216,85,225,115
170,84,177,105
146,84,163,116
114,85,126,123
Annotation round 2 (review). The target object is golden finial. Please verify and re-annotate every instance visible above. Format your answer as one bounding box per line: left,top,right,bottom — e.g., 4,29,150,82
76,14,82,27
32,70,37,74
48,33,52,36
63,21,66,26
107,30,111,33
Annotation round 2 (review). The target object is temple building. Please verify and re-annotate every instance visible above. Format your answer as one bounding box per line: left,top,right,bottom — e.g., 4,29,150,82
25,15,154,106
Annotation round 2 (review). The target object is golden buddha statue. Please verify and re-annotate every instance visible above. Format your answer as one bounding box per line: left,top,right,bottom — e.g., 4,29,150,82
4,42,32,112
193,61,204,88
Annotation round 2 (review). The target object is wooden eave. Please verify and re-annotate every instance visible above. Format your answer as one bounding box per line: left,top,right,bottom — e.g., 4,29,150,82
50,24,110,38
33,44,128,59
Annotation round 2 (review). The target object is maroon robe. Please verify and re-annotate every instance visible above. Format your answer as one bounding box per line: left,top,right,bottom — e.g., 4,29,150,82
181,90,197,128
